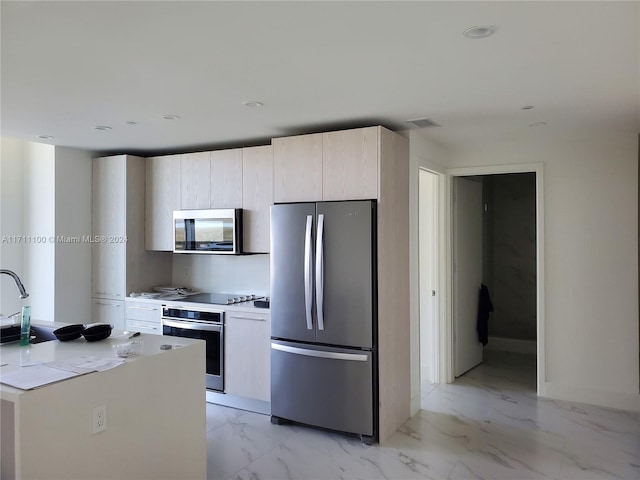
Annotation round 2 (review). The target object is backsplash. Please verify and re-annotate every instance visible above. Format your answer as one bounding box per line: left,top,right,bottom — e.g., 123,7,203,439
172,254,270,297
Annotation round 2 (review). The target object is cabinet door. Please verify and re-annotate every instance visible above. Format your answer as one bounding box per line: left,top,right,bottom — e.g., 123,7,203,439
145,155,181,251
322,126,378,201
92,156,126,298
92,243,126,299
210,149,243,208
92,298,125,330
242,145,273,253
224,312,271,401
93,156,126,236
273,133,323,202
181,152,211,209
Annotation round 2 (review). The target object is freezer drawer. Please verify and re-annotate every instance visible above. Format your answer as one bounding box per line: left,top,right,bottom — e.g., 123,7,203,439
270,340,374,437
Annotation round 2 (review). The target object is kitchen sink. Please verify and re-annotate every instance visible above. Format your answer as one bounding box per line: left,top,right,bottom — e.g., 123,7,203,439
0,324,57,344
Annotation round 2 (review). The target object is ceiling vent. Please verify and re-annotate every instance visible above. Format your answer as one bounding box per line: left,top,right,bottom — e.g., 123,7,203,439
406,118,441,129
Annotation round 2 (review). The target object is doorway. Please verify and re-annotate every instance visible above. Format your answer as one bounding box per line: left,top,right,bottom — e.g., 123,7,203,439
447,164,545,395
454,173,538,383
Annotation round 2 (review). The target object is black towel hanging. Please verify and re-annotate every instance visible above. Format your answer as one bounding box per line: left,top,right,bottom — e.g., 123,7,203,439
476,283,494,346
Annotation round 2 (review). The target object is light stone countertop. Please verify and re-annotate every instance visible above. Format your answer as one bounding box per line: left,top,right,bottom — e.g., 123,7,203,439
0,322,201,397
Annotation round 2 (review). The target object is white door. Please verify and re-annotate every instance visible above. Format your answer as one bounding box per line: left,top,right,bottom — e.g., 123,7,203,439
453,177,483,377
419,169,439,384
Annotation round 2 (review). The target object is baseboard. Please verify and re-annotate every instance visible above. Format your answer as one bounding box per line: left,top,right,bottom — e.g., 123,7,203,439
484,336,536,355
206,390,271,415
410,393,421,417
541,381,640,412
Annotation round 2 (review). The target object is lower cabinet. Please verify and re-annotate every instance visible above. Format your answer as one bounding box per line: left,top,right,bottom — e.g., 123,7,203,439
91,298,125,330
224,311,270,402
125,300,162,335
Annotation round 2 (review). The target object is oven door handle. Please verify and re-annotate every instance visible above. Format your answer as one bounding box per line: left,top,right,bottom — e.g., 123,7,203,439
162,319,222,332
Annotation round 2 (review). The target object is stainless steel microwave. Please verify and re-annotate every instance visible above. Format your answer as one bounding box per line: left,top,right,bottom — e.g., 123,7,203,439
173,209,243,254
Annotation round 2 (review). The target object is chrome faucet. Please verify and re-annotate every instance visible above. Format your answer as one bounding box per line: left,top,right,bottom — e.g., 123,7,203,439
1,269,29,299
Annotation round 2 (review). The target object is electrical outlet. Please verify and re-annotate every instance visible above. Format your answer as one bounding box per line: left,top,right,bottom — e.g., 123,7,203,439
92,405,107,434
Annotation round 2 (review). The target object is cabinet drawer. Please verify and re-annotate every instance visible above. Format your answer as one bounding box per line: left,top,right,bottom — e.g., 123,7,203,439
92,298,125,330
126,318,162,335
125,302,161,322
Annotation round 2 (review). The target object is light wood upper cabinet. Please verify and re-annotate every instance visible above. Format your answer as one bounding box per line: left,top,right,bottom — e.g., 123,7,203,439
145,155,181,251
210,149,243,208
224,311,271,401
322,126,378,201
273,133,323,202
181,151,211,209
242,145,273,253
273,127,380,202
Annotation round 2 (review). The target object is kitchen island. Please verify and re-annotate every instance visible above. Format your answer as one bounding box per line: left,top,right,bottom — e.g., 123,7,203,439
0,325,206,480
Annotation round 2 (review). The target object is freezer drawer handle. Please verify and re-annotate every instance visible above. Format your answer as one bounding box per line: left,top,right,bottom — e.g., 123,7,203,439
304,214,313,330
271,342,368,362
315,213,325,330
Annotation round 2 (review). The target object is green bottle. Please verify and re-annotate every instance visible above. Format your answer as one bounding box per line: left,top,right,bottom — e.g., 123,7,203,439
20,306,31,346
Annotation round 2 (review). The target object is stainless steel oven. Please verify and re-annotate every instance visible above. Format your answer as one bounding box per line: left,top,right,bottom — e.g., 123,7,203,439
161,305,224,391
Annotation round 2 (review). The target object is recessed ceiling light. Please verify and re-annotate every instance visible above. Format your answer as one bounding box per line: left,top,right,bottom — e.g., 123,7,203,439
529,122,547,127
95,125,112,131
242,101,264,108
126,121,137,125
521,106,535,110
463,25,496,39
37,135,53,140
162,115,180,120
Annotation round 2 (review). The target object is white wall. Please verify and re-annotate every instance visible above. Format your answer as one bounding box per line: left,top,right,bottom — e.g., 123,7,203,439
54,147,92,322
172,254,270,297
0,138,25,317
22,142,55,321
419,130,639,410
0,138,92,323
409,132,450,415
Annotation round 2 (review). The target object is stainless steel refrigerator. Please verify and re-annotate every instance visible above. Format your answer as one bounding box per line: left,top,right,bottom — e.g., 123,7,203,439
270,200,377,444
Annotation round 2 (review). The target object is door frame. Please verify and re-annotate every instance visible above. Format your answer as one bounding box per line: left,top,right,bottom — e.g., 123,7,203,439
445,163,545,395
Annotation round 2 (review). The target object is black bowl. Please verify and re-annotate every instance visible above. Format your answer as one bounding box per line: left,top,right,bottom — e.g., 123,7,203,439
53,324,85,341
82,324,113,342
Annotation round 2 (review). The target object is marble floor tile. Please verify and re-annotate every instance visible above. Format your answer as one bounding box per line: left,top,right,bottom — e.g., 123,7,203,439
207,418,279,479
206,351,639,480
207,401,247,432
421,379,438,398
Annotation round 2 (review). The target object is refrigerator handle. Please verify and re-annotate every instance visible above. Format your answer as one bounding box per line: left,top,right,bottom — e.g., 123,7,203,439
271,342,368,362
315,213,325,330
304,214,313,330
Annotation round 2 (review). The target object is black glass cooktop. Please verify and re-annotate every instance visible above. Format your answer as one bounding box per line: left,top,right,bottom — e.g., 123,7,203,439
180,293,262,305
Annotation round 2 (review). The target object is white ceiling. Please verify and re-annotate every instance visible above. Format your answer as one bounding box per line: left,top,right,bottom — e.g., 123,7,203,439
2,1,639,156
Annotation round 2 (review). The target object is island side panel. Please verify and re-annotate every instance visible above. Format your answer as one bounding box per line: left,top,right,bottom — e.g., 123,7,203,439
1,399,16,479
16,341,206,480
